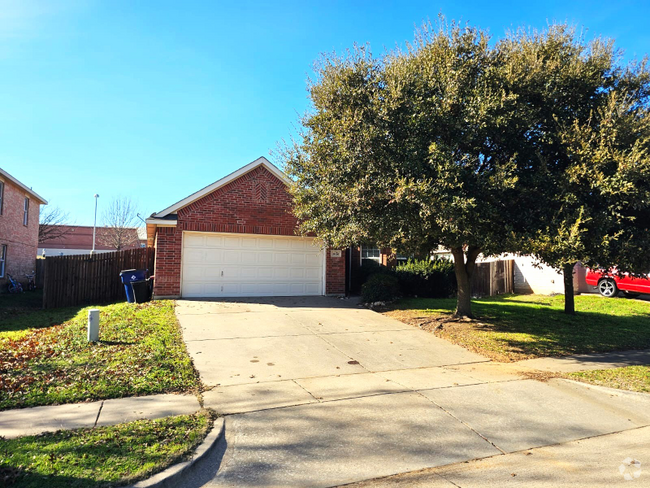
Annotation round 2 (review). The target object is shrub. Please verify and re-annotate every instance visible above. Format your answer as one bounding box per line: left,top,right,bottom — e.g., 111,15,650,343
395,258,457,298
361,273,400,303
351,260,392,293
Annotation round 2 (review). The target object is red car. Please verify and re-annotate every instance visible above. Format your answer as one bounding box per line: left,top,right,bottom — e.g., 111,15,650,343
585,269,650,298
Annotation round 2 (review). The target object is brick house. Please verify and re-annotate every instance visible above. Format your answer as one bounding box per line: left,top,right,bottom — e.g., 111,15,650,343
0,168,47,290
146,157,395,299
38,225,146,256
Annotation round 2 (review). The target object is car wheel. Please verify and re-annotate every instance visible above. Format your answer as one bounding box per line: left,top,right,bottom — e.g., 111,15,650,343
623,291,641,298
598,279,618,298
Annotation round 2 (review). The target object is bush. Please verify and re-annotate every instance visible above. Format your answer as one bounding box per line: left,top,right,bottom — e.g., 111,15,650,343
361,273,400,303
351,260,392,293
395,258,457,298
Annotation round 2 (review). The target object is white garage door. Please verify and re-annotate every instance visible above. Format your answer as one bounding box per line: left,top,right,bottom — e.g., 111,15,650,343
181,232,324,297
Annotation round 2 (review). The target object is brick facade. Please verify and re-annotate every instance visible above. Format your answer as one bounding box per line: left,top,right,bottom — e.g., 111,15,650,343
153,164,347,297
0,175,42,290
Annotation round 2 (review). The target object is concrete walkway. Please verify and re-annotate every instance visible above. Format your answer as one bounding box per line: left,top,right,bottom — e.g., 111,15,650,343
343,425,650,487
174,297,650,488
0,393,200,439
518,348,650,373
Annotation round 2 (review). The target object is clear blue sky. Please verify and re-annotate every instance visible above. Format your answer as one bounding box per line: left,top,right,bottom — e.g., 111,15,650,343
1,0,649,225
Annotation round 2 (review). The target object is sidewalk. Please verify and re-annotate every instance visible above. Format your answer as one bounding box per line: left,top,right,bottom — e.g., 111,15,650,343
516,348,650,373
0,393,200,439
343,425,650,487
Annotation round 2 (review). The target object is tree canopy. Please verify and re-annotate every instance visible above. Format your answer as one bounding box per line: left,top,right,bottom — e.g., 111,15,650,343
283,20,650,317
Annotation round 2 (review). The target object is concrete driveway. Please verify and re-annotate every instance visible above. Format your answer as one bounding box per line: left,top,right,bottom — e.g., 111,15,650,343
175,297,650,487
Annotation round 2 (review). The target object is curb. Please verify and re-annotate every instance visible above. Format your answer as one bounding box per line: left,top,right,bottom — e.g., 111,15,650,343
562,378,650,399
131,416,225,488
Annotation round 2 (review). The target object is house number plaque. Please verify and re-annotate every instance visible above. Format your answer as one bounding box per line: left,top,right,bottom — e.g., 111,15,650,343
330,250,342,258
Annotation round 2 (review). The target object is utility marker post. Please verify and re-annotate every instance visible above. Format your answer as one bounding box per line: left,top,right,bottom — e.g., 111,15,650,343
88,309,100,342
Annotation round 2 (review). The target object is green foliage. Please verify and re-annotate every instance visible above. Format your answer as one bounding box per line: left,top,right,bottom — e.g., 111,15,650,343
0,301,199,410
361,273,400,303
281,18,650,317
0,411,212,488
395,258,456,298
498,26,650,291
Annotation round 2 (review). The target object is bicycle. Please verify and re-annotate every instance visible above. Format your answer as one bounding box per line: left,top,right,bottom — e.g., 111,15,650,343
25,272,36,291
6,274,23,294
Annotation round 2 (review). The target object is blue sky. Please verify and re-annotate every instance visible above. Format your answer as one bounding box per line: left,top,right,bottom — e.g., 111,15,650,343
1,0,649,225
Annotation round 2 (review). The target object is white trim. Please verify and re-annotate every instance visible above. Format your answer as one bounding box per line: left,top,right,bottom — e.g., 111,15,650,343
321,245,327,295
0,168,47,204
145,217,177,226
154,157,290,218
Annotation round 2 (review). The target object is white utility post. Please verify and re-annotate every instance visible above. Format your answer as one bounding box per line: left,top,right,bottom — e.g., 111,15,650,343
88,309,100,342
91,194,99,255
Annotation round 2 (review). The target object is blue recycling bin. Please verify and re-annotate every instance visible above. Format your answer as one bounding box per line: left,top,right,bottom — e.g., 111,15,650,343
120,269,148,303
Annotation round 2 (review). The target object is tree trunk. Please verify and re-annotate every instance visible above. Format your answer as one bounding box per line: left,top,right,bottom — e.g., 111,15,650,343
563,262,576,315
451,246,481,318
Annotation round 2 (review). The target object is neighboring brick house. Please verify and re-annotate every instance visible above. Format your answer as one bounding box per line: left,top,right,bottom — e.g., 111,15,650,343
146,157,349,298
0,168,47,290
38,225,146,256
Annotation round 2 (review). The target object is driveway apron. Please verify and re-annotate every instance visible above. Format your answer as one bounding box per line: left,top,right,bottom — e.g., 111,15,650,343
175,297,650,487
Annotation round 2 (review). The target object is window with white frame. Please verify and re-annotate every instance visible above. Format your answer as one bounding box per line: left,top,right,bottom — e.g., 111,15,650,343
0,245,6,278
361,243,381,264
0,181,4,215
23,197,29,226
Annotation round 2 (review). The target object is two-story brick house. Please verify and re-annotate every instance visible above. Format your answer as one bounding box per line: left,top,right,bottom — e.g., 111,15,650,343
0,168,47,290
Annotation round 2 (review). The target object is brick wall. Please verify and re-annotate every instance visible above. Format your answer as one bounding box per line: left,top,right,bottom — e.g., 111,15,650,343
325,249,346,295
0,177,40,289
153,165,346,297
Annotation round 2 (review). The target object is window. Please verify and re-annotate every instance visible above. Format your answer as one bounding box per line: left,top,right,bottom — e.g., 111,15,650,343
0,181,4,214
361,243,381,265
0,245,6,278
23,197,29,226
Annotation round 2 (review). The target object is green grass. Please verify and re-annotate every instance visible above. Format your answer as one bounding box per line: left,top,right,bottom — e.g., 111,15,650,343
0,410,213,488
0,301,200,410
567,366,650,393
386,294,650,362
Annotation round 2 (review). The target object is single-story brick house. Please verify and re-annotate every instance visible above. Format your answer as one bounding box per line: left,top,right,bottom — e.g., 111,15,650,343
146,157,392,298
0,168,47,290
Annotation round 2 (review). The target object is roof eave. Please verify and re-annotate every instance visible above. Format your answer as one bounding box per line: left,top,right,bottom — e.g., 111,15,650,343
153,156,290,218
0,168,48,204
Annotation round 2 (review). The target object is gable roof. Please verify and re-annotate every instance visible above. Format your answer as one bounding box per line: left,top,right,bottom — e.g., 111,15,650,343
0,167,48,205
151,156,290,219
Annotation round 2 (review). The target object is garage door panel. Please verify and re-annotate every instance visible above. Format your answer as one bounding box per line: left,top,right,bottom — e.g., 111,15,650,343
183,266,205,280
184,234,205,248
258,252,274,264
184,249,204,264
182,232,323,298
204,235,224,248
204,249,224,263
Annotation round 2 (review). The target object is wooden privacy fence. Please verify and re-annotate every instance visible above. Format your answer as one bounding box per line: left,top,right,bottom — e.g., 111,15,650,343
471,259,514,297
42,248,155,309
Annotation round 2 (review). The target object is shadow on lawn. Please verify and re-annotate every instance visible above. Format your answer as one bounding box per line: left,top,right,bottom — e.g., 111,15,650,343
395,295,650,359
0,292,84,336
468,300,650,358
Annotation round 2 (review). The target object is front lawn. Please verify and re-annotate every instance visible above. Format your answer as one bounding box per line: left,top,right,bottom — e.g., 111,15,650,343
385,294,650,362
0,301,200,410
0,410,213,488
567,366,650,393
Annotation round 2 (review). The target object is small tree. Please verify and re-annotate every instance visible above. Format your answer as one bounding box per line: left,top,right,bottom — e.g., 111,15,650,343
39,206,73,242
99,197,141,251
